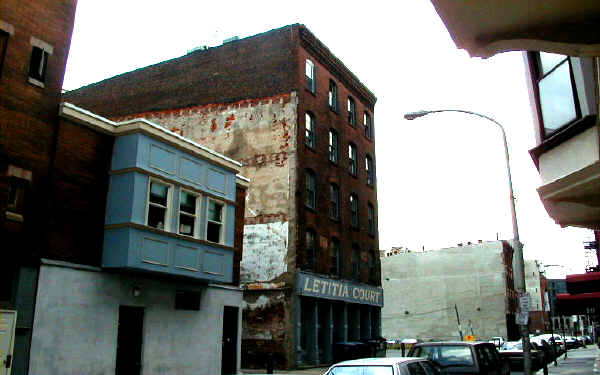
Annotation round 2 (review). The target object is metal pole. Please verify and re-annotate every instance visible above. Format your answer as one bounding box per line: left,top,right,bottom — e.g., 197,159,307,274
404,109,531,374
455,304,464,340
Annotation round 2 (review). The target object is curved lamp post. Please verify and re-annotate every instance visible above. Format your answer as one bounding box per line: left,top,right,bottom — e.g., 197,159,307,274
404,109,532,375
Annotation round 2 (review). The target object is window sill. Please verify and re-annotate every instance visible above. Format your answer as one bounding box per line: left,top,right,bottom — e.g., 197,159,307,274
329,106,339,115
529,114,597,170
27,77,45,88
305,205,317,213
305,144,317,153
305,87,316,97
6,211,24,222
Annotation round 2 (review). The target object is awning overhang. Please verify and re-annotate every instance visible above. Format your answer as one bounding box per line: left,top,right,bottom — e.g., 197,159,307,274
566,272,600,295
555,292,600,315
430,0,600,58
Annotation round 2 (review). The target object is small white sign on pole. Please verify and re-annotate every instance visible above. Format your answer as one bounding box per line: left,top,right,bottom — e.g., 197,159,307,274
519,293,532,312
516,311,529,325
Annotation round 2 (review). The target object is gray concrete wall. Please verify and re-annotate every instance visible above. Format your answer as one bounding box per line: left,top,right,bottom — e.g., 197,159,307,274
524,260,544,311
29,263,243,375
381,241,510,341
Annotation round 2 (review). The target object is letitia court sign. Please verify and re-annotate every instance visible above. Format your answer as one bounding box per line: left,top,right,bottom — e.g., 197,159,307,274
296,272,384,307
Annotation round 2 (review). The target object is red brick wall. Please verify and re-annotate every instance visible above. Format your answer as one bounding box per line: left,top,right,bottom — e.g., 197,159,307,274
64,25,298,117
296,45,379,286
43,118,113,265
0,0,77,260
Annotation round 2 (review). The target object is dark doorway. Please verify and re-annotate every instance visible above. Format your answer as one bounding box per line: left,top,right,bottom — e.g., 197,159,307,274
222,306,238,375
116,306,144,375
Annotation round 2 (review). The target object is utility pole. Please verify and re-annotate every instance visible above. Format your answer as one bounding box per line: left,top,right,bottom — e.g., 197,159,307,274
455,304,464,340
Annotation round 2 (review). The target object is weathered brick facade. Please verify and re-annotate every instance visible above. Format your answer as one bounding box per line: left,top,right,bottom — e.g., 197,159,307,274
64,24,380,369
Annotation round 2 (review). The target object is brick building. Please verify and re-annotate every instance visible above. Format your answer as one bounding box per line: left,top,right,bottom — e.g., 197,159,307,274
64,24,382,368
1,2,249,374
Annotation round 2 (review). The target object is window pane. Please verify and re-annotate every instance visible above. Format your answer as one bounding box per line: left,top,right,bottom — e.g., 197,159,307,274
305,60,314,78
150,182,168,206
180,191,196,214
148,205,166,229
539,52,567,75
538,61,577,134
207,221,221,243
209,201,223,222
179,214,195,236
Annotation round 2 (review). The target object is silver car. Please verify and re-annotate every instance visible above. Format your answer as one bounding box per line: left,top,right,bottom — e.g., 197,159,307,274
323,357,439,375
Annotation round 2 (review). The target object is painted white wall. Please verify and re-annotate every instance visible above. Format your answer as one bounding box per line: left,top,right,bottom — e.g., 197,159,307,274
381,241,510,341
538,126,599,184
29,264,243,375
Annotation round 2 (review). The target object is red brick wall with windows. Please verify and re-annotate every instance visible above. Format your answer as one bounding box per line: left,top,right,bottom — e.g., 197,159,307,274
296,42,379,286
1,0,77,262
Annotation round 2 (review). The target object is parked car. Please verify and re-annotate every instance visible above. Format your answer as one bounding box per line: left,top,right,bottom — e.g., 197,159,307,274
564,336,581,349
408,341,509,375
530,337,557,363
488,337,505,348
497,341,546,372
323,357,440,375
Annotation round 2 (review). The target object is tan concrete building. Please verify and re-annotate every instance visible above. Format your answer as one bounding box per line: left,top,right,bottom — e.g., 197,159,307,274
381,241,519,342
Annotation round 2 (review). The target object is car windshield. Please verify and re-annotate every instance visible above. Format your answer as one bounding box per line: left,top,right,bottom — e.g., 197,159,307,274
413,346,474,367
328,365,394,375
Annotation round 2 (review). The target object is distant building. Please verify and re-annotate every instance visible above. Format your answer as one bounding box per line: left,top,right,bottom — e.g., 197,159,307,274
381,241,519,341
63,24,381,369
524,260,549,333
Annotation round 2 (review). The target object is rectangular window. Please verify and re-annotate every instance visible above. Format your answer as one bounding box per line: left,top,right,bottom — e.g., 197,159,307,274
368,252,376,283
348,97,356,126
306,170,316,209
350,194,359,228
206,199,225,244
306,230,316,271
330,239,340,276
0,30,8,78
178,190,200,237
147,180,171,231
352,247,361,281
28,46,48,84
305,113,316,149
328,130,338,163
531,52,579,138
348,144,358,176
366,156,373,186
305,59,315,93
330,184,339,220
6,177,28,218
328,80,338,111
368,203,375,236
364,112,373,139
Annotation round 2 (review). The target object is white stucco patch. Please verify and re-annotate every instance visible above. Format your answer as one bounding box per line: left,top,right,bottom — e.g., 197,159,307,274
241,222,288,282
243,295,271,310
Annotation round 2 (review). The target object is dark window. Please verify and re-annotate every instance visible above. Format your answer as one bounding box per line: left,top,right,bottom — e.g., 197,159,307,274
305,59,315,93
530,52,580,138
364,112,373,139
0,30,8,78
306,169,316,209
330,238,340,276
348,97,356,126
28,46,48,83
368,251,376,283
348,143,358,176
306,230,316,271
365,155,374,186
6,177,28,217
328,129,339,163
352,245,361,281
305,112,316,149
206,200,224,243
350,194,359,228
406,362,427,375
147,180,170,230
368,203,375,236
178,190,198,237
330,183,340,220
328,80,338,111
175,290,201,310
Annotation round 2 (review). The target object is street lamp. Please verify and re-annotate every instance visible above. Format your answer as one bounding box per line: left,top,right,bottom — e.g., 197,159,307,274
404,109,532,375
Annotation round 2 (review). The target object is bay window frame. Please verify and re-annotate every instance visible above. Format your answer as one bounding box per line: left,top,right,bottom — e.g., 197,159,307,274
205,197,227,245
146,178,173,232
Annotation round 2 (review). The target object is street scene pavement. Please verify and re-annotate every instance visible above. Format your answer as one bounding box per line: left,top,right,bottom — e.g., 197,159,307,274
241,347,600,375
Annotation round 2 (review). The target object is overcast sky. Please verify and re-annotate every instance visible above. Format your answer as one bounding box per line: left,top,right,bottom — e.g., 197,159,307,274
63,1,595,278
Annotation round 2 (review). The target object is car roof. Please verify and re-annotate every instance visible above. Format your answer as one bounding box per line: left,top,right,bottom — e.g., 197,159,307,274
331,357,426,367
413,341,489,346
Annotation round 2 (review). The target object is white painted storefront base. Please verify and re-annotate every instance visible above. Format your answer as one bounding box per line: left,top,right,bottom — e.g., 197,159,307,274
29,262,242,375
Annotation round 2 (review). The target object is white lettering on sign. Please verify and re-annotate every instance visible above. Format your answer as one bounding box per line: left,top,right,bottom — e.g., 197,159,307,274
301,274,382,305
